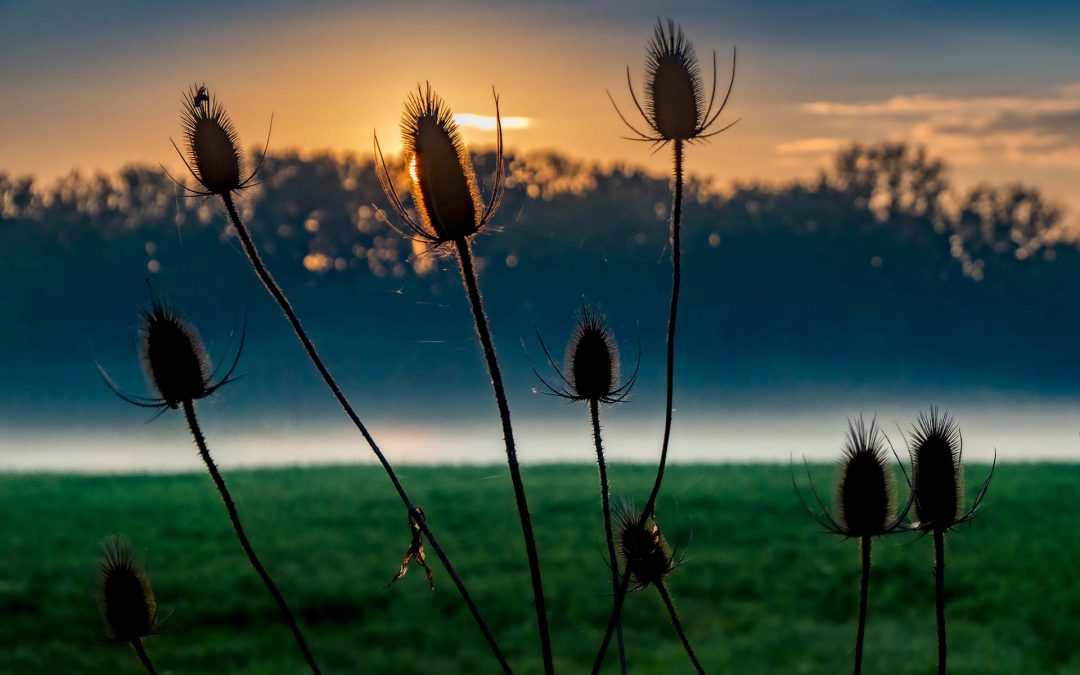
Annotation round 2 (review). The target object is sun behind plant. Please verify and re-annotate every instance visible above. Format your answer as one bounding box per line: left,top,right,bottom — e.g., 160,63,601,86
165,83,510,673
376,83,555,675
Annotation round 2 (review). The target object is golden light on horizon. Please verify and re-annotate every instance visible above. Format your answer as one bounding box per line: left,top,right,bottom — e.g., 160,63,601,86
454,113,530,131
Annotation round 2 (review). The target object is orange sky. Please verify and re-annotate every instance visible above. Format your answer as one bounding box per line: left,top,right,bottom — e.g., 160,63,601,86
2,2,1078,218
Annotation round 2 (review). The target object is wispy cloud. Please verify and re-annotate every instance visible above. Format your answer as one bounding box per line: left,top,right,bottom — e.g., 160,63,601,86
775,137,847,155
454,113,531,131
794,83,1080,168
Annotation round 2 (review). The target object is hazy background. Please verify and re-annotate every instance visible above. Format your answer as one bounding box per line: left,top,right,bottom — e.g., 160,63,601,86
2,0,1079,471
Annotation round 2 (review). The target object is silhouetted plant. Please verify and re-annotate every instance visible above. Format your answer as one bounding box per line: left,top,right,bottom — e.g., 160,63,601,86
534,306,640,673
597,19,737,670
168,84,511,673
905,408,994,675
614,505,703,674
793,417,911,675
97,536,160,675
99,291,322,674
376,83,555,674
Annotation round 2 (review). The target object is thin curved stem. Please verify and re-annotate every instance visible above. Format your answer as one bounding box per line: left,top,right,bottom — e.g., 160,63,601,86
593,138,685,671
934,528,947,675
454,237,553,675
131,639,157,675
182,400,321,675
656,579,705,674
590,399,628,675
854,536,871,675
220,193,512,674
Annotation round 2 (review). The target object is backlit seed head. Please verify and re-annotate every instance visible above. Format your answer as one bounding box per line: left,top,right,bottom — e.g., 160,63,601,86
836,417,894,537
616,506,676,589
139,296,212,408
910,408,964,530
98,537,157,643
646,20,705,141
566,308,620,402
181,84,243,195
401,84,482,242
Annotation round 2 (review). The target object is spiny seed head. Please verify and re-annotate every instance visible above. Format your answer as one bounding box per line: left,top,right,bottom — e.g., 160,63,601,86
98,537,157,643
910,408,964,531
836,417,895,537
566,308,620,402
181,83,243,195
646,20,705,141
401,84,482,243
616,507,675,589
139,296,211,408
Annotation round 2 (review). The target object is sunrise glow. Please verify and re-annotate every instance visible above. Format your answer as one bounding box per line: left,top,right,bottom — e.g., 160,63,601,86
454,113,531,131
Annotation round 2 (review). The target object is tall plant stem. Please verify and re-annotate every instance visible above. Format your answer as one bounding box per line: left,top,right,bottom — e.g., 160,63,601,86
656,579,705,675
454,237,553,675
934,528,947,675
592,138,685,672
182,400,321,675
131,639,157,675
589,399,627,675
854,536,871,675
220,194,512,674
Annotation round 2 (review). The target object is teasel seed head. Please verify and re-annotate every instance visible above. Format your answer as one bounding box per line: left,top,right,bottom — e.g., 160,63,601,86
168,84,267,198
908,407,977,532
836,417,896,537
97,536,157,643
531,306,640,404
646,20,705,140
376,83,505,250
98,283,243,412
616,506,677,590
792,415,910,538
566,308,620,402
139,295,212,408
610,19,738,147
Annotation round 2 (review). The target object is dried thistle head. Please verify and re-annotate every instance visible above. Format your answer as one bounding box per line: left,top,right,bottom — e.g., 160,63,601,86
611,19,738,148
140,296,213,408
793,415,909,538
836,417,897,537
98,284,243,411
567,308,620,401
616,506,677,590
376,83,504,250
909,408,993,531
168,83,267,198
98,537,157,643
532,306,639,404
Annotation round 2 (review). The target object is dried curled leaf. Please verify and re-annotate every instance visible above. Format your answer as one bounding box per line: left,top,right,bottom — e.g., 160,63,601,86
387,507,434,592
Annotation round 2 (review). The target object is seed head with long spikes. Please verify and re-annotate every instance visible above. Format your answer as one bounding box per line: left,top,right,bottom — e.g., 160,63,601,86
98,286,244,411
533,307,640,404
610,19,738,149
167,84,270,198
98,537,158,643
376,83,504,250
615,505,680,591
794,416,911,538
908,408,994,532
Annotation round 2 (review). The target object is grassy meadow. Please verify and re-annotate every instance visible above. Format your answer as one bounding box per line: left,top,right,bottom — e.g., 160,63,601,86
1,463,1077,674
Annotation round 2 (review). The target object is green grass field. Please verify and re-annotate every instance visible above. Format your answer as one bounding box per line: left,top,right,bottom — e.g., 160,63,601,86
1,463,1077,674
